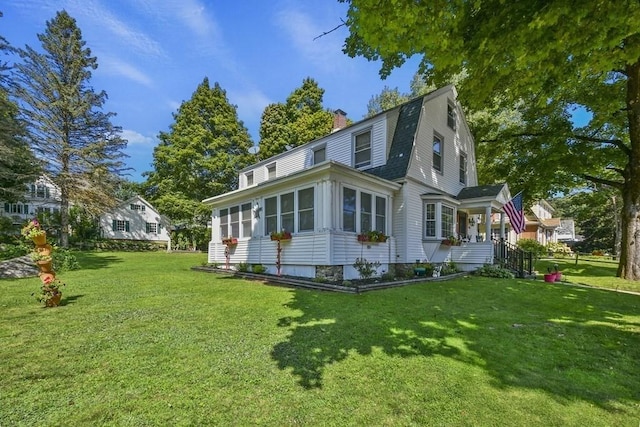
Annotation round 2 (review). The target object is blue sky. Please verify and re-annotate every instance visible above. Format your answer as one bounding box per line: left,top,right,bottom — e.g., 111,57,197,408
2,0,421,182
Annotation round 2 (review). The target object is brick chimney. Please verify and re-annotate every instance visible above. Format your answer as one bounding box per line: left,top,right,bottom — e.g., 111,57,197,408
332,109,347,132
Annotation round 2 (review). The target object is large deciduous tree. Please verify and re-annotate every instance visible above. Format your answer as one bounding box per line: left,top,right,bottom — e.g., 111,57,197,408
341,0,640,280
258,77,333,159
143,77,253,226
12,10,127,247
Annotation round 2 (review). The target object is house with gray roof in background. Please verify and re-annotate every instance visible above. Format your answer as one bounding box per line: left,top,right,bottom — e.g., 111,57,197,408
203,85,519,280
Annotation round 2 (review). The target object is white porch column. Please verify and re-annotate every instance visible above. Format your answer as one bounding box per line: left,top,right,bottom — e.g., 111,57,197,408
500,212,506,240
485,206,492,242
320,179,333,231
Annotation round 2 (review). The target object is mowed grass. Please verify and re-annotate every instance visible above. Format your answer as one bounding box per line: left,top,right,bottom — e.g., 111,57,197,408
536,256,640,293
1,251,639,426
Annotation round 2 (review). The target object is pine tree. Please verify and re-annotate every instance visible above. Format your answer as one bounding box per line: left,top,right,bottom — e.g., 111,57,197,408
0,16,39,202
12,10,127,247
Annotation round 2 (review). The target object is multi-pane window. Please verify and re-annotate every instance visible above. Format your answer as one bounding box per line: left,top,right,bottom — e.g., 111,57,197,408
360,192,372,232
220,208,229,237
342,187,357,232
375,196,386,234
112,220,129,232
220,204,252,238
265,197,278,235
447,103,457,130
354,131,372,168
425,203,436,237
130,204,145,211
343,187,386,233
280,192,294,232
433,133,443,172
241,203,252,237
230,206,240,238
298,188,314,232
146,222,157,234
266,163,276,180
30,185,50,198
5,203,29,214
441,205,454,238
459,152,467,184
246,172,254,186
313,147,326,165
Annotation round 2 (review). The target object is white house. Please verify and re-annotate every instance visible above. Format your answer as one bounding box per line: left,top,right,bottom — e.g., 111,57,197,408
203,86,517,280
1,176,62,224
99,195,171,246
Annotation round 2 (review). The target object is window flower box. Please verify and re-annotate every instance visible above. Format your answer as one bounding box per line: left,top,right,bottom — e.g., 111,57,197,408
357,230,388,243
222,237,238,246
270,231,292,241
441,237,461,246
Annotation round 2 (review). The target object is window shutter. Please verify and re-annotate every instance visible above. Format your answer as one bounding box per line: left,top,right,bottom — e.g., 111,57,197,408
125,221,130,232
112,220,116,231
145,223,150,233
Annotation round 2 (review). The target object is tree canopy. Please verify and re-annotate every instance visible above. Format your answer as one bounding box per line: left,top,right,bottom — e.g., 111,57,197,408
258,77,333,159
12,10,127,246
341,0,640,280
143,77,253,225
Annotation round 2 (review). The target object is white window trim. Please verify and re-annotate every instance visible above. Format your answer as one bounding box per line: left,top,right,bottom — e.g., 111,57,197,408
353,128,372,169
423,200,457,240
341,185,387,233
263,185,316,236
433,132,443,174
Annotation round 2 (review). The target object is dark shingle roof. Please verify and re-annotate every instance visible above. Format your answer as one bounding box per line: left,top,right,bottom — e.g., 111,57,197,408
365,96,423,181
456,184,506,200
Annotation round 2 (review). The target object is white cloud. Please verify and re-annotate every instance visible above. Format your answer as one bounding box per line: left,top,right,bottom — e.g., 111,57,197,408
100,56,154,87
122,129,155,146
230,89,272,123
275,7,347,72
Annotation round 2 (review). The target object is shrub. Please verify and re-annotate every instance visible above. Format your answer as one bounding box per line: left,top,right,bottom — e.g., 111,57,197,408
0,242,29,261
592,249,605,256
251,264,266,274
52,248,80,272
440,262,460,275
237,262,250,272
381,272,396,282
517,238,546,259
474,264,515,279
353,258,381,280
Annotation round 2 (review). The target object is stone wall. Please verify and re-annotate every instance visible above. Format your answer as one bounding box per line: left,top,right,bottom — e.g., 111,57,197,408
315,265,344,282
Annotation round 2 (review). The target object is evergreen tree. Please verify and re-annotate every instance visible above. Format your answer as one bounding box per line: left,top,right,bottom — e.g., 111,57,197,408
0,16,39,202
12,10,127,247
258,77,333,158
365,86,408,118
342,0,640,280
143,77,253,225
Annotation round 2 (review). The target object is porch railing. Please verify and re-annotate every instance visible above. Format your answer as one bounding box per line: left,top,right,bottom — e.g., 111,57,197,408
493,239,533,278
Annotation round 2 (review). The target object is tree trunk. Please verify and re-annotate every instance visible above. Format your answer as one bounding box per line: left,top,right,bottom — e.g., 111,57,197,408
618,61,640,280
612,194,621,260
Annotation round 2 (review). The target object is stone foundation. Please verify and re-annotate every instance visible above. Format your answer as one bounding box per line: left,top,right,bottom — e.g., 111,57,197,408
315,265,344,282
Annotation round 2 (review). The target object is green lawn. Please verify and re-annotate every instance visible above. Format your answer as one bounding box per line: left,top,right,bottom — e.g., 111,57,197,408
1,252,639,426
536,256,640,293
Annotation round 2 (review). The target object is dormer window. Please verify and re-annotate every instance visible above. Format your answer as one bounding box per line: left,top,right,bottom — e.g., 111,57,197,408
266,163,276,180
313,146,326,165
354,130,372,168
245,171,254,186
447,102,457,130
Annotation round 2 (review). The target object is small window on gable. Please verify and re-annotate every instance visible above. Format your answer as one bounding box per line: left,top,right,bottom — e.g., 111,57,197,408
245,171,254,186
266,163,276,180
433,133,443,173
313,146,326,165
459,152,467,184
354,130,372,168
447,102,457,130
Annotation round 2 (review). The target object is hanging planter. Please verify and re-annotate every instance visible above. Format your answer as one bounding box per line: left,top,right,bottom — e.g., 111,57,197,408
357,230,387,243
270,231,292,241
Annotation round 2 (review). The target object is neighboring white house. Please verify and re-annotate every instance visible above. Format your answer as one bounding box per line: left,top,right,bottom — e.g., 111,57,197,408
203,85,517,280
521,199,562,246
1,176,62,224
99,195,171,246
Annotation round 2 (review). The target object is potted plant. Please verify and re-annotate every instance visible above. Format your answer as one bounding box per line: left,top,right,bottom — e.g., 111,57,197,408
441,236,461,246
356,230,388,243
222,236,238,245
30,252,53,273
21,219,46,245
270,230,292,241
33,275,64,307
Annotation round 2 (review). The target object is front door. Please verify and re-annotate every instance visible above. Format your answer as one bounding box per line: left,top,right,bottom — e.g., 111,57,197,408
457,211,468,239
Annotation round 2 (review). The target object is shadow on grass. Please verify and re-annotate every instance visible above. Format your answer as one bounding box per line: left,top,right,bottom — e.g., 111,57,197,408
271,278,640,411
536,258,618,279
71,252,125,271
60,294,84,306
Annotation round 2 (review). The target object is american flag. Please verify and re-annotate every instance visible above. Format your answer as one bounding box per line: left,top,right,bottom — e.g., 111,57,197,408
504,191,525,234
